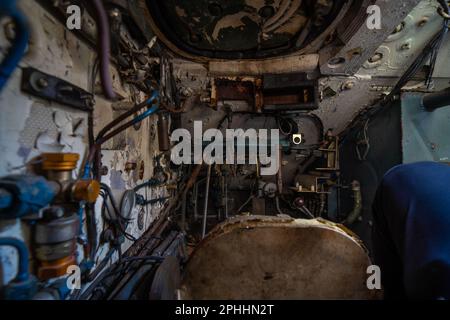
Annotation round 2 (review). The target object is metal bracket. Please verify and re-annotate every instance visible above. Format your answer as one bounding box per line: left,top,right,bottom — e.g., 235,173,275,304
21,68,94,112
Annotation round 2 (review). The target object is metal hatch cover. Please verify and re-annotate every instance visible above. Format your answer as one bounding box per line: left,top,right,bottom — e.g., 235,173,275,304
145,0,344,59
180,215,379,300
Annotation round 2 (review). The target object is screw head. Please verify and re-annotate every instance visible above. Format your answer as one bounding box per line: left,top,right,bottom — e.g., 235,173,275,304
401,43,411,50
36,77,49,89
368,52,383,63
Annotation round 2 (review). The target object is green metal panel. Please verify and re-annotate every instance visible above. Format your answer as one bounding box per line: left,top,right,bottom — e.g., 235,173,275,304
402,93,450,163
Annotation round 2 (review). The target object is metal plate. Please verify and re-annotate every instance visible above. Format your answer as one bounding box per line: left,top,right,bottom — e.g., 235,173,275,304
319,0,422,75
180,215,377,299
21,68,93,112
149,256,181,300
401,93,450,163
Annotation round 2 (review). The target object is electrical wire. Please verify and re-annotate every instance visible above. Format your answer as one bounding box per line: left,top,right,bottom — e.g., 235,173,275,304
83,91,159,179
100,184,136,242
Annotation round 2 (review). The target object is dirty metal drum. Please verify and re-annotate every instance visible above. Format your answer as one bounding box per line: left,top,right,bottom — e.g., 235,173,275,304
180,216,378,300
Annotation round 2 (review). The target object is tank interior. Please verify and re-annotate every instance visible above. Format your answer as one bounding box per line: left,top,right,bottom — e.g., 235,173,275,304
0,0,450,302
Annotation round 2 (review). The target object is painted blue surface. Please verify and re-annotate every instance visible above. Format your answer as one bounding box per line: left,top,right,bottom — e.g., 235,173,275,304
0,238,29,282
374,162,450,299
401,93,450,163
0,0,30,92
0,175,56,219
0,189,13,209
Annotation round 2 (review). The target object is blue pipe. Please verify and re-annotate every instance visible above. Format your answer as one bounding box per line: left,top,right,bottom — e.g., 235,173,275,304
82,91,159,179
131,103,159,125
0,0,30,92
130,91,160,125
143,90,159,106
77,206,84,236
0,238,29,282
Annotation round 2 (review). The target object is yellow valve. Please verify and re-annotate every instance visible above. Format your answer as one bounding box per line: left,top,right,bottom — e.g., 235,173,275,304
37,255,77,281
42,153,80,171
72,179,101,203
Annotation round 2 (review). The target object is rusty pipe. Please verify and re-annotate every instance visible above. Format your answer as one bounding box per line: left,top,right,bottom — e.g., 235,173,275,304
157,112,170,152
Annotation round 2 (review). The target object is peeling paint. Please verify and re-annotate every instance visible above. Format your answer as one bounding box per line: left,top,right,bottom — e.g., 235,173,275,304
110,169,127,190
212,12,259,41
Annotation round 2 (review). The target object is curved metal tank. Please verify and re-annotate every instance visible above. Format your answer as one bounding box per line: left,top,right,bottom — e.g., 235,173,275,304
180,216,378,300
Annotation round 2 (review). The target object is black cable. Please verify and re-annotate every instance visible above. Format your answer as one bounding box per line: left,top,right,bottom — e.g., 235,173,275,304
100,184,137,242
83,245,117,283
85,203,98,262
117,255,164,264
100,184,133,223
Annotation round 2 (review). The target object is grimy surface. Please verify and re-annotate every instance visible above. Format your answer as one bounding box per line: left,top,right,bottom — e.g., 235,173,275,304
181,216,377,300
147,0,338,58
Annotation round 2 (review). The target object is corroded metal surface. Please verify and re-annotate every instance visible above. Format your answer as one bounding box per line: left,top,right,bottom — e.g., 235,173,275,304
181,215,377,300
320,0,423,75
145,0,343,59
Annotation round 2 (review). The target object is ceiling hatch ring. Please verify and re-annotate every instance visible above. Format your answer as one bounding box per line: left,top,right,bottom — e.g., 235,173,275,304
141,0,354,61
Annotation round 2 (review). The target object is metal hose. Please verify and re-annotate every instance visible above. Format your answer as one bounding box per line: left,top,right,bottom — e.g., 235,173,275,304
92,0,116,100
422,88,450,111
0,0,29,92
